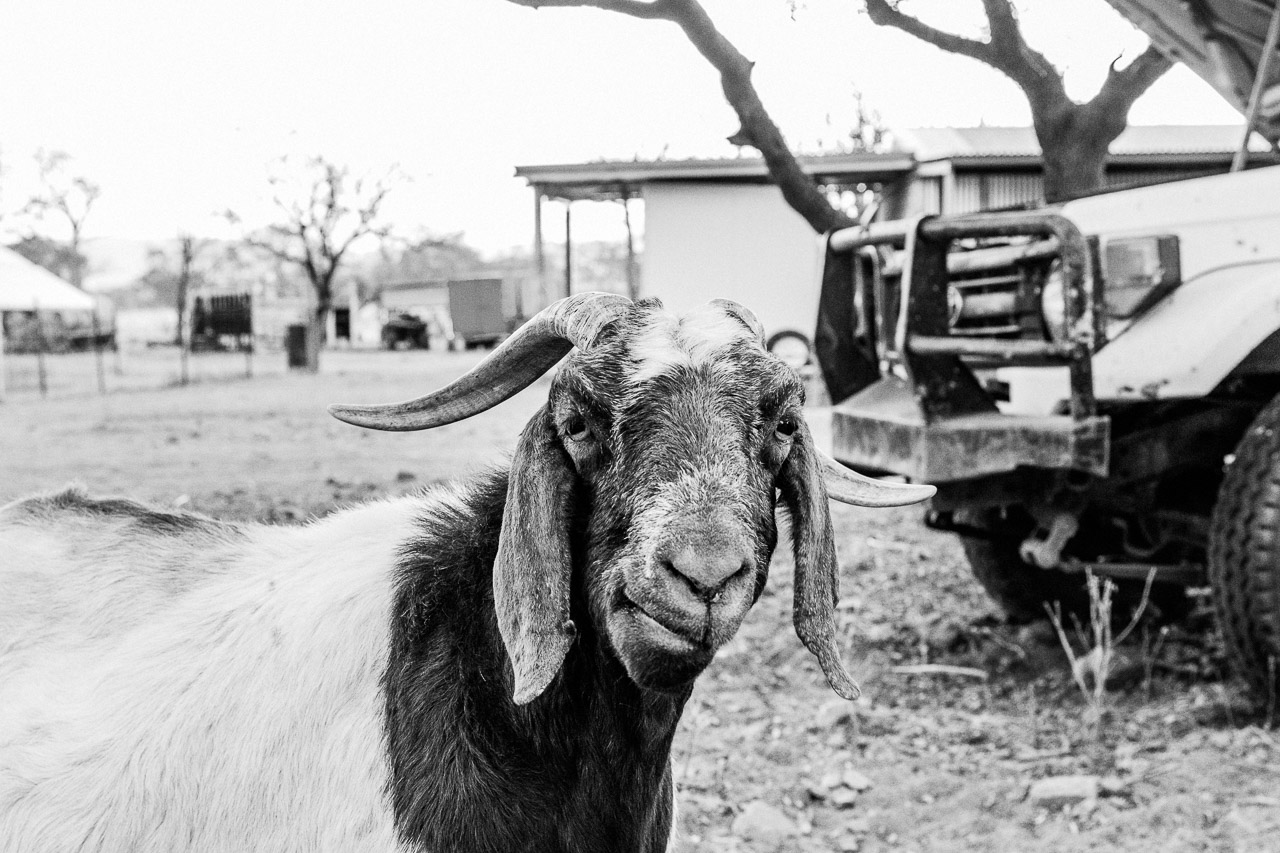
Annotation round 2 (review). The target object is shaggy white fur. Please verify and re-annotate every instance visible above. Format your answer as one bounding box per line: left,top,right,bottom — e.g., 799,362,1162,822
628,305,749,384
0,492,432,853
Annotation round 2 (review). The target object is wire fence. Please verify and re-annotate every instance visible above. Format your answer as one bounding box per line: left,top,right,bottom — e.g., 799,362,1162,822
0,345,286,401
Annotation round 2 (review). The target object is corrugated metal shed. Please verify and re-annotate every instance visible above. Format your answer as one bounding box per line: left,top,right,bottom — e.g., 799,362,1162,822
898,125,1273,163
515,152,914,202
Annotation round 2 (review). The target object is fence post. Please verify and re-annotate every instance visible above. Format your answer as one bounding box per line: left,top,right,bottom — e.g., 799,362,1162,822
180,322,190,386
92,309,107,395
244,294,253,379
35,305,48,399
0,312,7,403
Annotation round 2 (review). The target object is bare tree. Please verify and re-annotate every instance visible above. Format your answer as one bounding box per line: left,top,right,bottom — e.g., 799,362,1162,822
148,234,212,346
9,235,84,282
227,155,400,369
505,0,1171,226
175,234,203,347
24,149,101,288
863,0,1171,201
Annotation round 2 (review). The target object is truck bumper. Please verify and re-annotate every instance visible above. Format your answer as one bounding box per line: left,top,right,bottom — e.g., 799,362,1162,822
831,376,1110,483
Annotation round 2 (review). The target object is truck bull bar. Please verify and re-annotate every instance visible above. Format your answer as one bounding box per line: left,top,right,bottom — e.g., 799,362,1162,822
827,211,1110,483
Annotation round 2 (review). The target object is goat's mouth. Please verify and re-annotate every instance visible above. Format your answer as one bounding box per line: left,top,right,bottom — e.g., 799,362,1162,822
619,593,706,653
608,592,716,691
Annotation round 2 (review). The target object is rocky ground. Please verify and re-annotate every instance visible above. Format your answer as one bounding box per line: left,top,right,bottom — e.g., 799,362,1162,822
2,348,1276,853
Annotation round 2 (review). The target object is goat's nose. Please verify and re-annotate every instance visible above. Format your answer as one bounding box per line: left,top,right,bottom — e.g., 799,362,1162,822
655,540,752,601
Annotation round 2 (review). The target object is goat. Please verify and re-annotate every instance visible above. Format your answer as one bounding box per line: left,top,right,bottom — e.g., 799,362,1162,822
0,294,933,853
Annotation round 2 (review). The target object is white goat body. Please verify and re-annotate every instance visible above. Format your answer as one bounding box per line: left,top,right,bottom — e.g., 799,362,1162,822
0,489,432,853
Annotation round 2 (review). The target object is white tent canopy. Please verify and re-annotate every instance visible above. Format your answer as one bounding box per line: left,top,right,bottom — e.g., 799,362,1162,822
0,246,96,311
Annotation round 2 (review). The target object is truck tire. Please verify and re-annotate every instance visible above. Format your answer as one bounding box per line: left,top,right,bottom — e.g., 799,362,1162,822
766,330,812,370
958,508,1188,625
1208,396,1280,697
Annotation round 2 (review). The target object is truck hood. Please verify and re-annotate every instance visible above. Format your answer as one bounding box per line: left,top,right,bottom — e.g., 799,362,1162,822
1107,0,1280,144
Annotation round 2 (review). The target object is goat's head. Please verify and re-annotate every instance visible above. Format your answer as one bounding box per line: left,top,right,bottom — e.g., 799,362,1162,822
331,294,933,704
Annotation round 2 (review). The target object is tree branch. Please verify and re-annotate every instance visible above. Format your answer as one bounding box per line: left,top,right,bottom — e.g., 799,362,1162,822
864,0,1067,111
505,0,851,232
1092,42,1172,115
506,0,676,18
863,0,993,65
242,234,309,268
980,0,1022,46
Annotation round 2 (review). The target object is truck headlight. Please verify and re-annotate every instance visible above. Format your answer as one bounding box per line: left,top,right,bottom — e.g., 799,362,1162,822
1040,260,1067,343
1102,235,1180,319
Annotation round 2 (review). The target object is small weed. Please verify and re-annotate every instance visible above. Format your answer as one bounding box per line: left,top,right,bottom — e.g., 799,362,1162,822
1046,569,1155,752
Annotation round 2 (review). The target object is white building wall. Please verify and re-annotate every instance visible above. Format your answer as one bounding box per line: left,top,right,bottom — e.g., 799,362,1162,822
639,182,823,343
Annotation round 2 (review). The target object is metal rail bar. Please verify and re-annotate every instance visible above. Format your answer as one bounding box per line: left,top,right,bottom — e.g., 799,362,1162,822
907,335,1076,361
831,210,1096,418
874,237,1059,276
828,219,912,252
1233,0,1280,172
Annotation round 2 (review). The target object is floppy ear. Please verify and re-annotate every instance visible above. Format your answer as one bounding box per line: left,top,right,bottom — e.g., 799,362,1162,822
494,405,578,705
777,418,861,701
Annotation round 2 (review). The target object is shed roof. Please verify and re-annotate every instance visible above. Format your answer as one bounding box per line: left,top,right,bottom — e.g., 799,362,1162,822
516,126,1271,200
898,125,1272,161
515,151,914,201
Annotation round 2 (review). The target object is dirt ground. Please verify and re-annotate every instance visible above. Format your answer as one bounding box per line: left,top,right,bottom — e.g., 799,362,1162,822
2,348,1277,853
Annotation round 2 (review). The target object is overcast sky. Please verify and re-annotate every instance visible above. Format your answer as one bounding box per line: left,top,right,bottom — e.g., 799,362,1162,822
0,0,1244,255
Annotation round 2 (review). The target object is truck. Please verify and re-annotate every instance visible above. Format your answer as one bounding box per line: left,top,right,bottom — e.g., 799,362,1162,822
448,278,519,348
817,0,1280,696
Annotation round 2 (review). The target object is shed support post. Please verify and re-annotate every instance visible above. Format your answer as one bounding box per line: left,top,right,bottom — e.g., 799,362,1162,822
92,309,106,394
622,188,639,301
534,189,547,311
564,201,573,299
0,312,6,402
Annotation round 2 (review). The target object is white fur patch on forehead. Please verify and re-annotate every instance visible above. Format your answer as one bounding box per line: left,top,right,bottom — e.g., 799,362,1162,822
628,303,756,384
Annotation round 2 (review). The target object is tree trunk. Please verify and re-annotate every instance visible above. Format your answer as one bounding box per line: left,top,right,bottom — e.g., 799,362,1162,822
1038,128,1111,203
302,304,327,373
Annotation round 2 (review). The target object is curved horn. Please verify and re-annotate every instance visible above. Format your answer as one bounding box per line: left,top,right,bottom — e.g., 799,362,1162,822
819,451,936,507
711,298,766,345
329,292,631,432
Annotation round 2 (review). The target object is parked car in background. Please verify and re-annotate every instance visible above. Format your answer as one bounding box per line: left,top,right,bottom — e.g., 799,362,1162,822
447,278,518,348
380,312,431,350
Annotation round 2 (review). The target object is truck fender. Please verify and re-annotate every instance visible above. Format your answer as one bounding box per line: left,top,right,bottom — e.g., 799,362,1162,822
1092,259,1280,400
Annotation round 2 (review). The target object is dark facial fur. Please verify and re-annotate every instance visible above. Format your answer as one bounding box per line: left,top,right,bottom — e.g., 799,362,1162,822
544,299,804,690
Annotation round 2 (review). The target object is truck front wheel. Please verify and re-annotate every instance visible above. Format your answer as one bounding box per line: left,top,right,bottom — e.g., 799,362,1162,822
1208,396,1280,698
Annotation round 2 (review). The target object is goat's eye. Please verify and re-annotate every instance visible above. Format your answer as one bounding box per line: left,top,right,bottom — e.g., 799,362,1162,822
565,415,589,441
775,416,798,439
